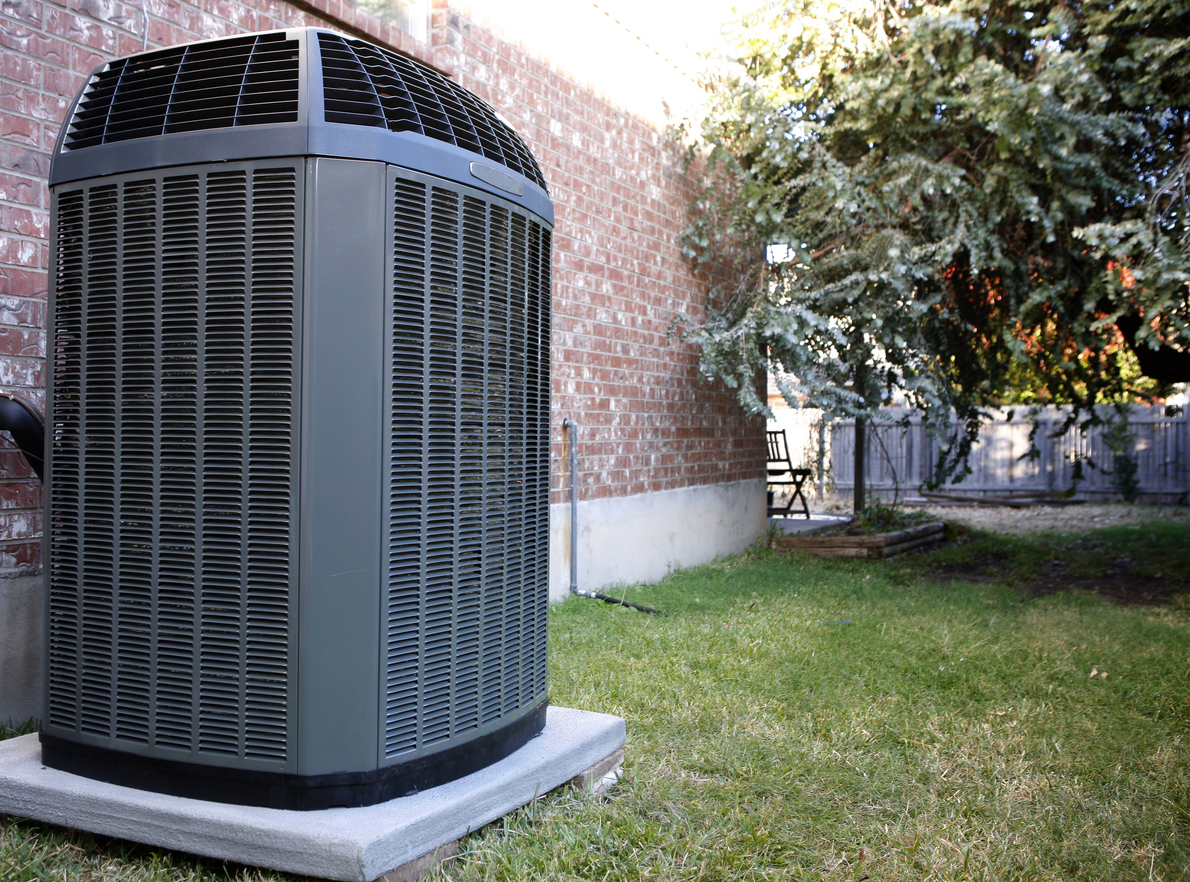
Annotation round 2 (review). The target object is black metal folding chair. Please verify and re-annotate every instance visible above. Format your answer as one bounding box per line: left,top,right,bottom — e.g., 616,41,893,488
766,429,812,518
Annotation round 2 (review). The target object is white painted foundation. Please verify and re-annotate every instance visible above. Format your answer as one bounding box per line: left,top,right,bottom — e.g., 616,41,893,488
549,478,767,602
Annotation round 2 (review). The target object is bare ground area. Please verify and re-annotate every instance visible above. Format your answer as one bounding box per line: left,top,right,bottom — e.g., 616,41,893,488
916,504,1190,606
918,502,1189,534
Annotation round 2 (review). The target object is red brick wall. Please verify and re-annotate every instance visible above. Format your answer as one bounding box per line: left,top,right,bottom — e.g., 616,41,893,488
436,10,764,502
0,0,764,571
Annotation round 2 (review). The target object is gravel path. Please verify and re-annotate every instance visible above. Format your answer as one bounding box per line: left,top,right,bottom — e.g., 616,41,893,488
917,503,1188,535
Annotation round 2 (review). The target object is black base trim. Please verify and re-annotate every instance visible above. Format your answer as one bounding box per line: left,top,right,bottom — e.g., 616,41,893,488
40,699,549,810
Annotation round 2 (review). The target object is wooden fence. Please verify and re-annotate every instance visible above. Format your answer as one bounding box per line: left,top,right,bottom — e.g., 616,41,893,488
769,404,1190,504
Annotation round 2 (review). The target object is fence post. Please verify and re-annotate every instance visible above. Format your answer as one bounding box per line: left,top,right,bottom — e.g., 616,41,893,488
1041,418,1054,493
817,420,826,500
1182,404,1190,501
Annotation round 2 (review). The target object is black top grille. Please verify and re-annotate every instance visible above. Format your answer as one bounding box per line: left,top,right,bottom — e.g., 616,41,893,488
318,33,547,190
65,33,300,150
54,29,549,203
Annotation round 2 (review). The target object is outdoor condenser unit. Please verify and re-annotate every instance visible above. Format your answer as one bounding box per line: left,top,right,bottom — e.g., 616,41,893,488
42,27,553,810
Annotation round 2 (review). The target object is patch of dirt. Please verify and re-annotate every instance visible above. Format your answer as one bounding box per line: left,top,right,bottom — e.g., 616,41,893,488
1023,572,1181,606
920,504,1189,606
932,559,1186,606
929,551,1010,584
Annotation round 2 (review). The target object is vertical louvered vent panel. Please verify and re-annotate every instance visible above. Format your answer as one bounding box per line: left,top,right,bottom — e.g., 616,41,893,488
199,170,249,757
115,179,158,743
243,167,298,760
478,203,505,727
48,163,299,766
486,205,514,721
528,227,551,701
79,185,118,738
47,190,85,732
385,175,551,759
63,34,299,151
455,196,485,737
386,177,429,757
422,187,459,748
156,173,201,750
318,33,548,192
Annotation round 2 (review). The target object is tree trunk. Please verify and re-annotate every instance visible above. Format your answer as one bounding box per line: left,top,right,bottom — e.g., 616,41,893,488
854,414,866,514
1115,313,1190,383
853,364,867,514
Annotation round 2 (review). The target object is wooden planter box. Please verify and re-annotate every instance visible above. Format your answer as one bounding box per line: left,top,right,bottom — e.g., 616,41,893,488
773,522,946,559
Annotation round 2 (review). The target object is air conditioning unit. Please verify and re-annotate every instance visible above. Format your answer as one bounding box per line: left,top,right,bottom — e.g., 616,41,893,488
43,27,553,810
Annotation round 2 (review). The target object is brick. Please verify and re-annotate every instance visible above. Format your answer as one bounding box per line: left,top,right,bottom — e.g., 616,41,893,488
0,22,69,66
71,45,107,75
0,272,48,303
0,234,39,267
0,0,42,26
76,0,139,29
0,111,39,146
255,0,283,21
41,121,61,151
43,64,86,99
186,8,236,38
0,204,48,238
145,0,179,22
0,51,40,86
0,448,38,479
211,0,258,29
43,7,119,54
146,18,188,48
0,477,41,508
0,325,43,357
0,354,43,387
117,31,144,55
0,508,42,540
0,538,42,573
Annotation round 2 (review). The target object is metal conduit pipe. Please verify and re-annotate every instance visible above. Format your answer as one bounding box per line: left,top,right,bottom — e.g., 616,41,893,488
563,418,582,597
562,418,662,614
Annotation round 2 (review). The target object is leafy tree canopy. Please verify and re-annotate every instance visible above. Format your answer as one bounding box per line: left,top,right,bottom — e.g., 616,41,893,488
684,0,1190,475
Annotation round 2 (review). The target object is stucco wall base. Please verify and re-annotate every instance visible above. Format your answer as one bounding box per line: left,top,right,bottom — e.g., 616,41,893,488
0,574,41,726
550,479,766,602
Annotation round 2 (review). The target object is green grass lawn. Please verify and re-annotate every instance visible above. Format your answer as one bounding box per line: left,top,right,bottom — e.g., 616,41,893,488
3,517,1188,881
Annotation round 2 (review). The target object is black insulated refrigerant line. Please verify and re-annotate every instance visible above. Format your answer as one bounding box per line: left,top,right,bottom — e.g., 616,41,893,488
0,390,44,482
563,418,662,615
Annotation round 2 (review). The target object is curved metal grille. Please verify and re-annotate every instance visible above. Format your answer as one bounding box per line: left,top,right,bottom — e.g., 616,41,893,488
64,33,300,150
385,173,551,758
319,32,547,191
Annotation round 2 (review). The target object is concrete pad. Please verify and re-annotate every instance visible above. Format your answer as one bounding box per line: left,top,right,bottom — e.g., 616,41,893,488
769,514,851,536
0,706,625,882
